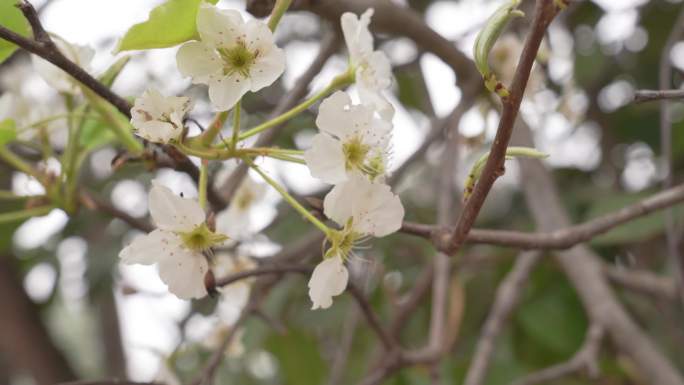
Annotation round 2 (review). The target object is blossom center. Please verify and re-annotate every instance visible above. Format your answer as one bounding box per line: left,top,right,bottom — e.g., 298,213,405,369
235,188,255,211
326,220,361,260
179,223,228,252
218,44,256,77
342,136,370,171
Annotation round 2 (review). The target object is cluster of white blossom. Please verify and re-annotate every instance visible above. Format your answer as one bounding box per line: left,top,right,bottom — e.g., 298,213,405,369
118,4,404,313
304,11,404,310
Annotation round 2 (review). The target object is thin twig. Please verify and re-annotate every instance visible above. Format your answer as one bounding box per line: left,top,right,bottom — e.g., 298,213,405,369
79,190,153,233
509,325,604,385
633,89,684,103
399,182,684,250
463,252,540,385
4,1,131,117
214,263,395,350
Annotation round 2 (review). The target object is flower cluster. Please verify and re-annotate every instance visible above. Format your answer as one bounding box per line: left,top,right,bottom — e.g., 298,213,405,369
118,5,403,312
305,11,404,310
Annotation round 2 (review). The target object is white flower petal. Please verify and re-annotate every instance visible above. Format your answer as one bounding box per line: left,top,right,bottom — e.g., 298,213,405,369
158,249,208,300
322,175,357,227
135,121,180,143
243,19,277,52
304,134,347,185
249,47,285,92
308,256,349,310
353,181,404,237
208,73,250,111
341,9,374,65
324,173,404,237
176,41,222,83
119,229,179,265
196,3,243,47
148,181,205,232
316,91,356,139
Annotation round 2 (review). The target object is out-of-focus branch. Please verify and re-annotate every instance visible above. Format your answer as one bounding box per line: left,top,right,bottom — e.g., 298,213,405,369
509,325,603,385
633,89,684,103
445,0,559,255
79,190,153,233
0,255,76,385
604,265,679,301
657,4,684,304
463,252,540,385
214,263,395,350
514,117,684,385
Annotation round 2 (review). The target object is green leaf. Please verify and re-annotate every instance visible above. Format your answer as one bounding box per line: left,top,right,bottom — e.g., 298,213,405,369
115,0,218,52
0,0,30,63
585,191,684,246
0,118,17,145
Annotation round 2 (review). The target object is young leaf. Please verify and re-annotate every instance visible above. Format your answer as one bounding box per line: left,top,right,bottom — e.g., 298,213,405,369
0,119,17,146
115,0,218,52
0,0,30,63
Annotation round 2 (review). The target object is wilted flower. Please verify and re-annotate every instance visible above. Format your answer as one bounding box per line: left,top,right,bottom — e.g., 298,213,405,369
119,181,228,299
304,91,391,184
176,3,285,111
32,38,94,94
130,89,192,143
341,9,394,120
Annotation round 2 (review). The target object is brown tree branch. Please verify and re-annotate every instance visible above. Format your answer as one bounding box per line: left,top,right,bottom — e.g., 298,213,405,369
513,117,684,385
633,89,684,103
604,265,679,301
658,3,684,304
445,0,559,255
214,263,395,350
3,1,131,117
509,324,604,385
399,181,684,250
463,252,540,385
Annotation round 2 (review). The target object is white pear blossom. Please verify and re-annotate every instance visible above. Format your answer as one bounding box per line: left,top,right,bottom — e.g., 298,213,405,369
119,181,228,300
176,3,285,111
341,9,394,120
130,89,193,143
308,173,404,309
308,255,349,310
215,176,266,240
32,38,94,94
323,172,404,239
304,91,391,184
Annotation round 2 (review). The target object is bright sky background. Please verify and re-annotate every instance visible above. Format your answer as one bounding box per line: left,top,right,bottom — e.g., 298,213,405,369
5,0,674,380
